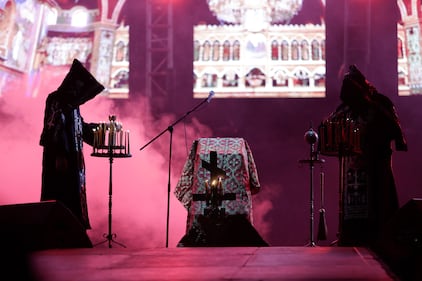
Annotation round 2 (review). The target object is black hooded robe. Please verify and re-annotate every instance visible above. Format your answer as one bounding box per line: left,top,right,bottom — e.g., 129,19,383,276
40,59,104,229
333,65,407,247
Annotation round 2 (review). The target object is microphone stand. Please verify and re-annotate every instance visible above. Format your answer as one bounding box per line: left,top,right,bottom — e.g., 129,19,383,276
139,92,214,248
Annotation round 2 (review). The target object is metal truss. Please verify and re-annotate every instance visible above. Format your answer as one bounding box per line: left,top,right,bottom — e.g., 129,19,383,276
145,0,174,97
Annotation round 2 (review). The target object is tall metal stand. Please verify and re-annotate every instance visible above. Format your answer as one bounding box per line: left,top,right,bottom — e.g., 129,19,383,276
92,151,131,248
318,116,362,246
139,91,214,248
299,127,325,247
91,115,131,248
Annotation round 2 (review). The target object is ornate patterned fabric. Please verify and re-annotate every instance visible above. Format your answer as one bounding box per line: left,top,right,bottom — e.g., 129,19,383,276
174,137,261,233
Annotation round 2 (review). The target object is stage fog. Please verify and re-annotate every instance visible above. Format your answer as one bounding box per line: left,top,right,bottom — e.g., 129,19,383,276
1,0,421,248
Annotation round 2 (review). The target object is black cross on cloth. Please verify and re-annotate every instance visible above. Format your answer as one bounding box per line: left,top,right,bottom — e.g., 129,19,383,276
201,150,226,182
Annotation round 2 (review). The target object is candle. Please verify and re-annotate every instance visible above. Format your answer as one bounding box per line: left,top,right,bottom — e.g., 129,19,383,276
205,180,209,194
320,172,325,206
127,130,130,155
124,131,127,154
218,177,223,195
93,129,97,154
120,130,123,151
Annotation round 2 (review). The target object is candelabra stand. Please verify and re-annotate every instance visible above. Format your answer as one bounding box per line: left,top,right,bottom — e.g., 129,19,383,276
91,115,131,248
318,116,362,246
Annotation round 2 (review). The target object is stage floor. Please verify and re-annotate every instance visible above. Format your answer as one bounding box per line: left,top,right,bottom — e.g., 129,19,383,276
21,246,398,281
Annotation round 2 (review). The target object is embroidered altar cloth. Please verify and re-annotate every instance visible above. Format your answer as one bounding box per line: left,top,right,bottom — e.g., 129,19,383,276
174,137,261,233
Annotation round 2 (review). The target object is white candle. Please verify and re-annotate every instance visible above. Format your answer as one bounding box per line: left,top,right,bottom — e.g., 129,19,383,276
127,130,130,155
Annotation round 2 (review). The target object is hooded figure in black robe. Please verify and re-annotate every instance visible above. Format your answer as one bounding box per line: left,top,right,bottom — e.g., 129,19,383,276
40,59,104,229
332,65,407,247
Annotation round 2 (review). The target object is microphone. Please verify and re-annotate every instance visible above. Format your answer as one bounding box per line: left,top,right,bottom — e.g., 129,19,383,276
207,91,215,103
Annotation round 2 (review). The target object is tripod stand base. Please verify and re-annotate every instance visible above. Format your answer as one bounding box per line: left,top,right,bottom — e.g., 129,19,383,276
305,241,317,247
94,233,126,248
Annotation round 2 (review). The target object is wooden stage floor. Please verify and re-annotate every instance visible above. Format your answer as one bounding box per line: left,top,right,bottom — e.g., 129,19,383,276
15,246,400,281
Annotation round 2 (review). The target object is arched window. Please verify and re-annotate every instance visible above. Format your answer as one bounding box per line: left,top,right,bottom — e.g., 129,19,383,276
311,40,320,60
222,40,231,61
212,40,220,61
281,40,289,60
222,70,239,87
202,73,218,87
246,68,266,87
314,70,325,87
291,40,299,60
272,70,289,87
293,69,310,87
194,40,200,61
112,70,129,88
115,41,125,62
301,40,309,60
398,69,406,85
233,40,240,60
321,39,326,60
271,40,279,60
203,41,211,61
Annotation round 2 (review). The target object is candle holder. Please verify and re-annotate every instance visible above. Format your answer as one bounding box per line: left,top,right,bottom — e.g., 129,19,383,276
92,114,131,157
91,115,131,248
